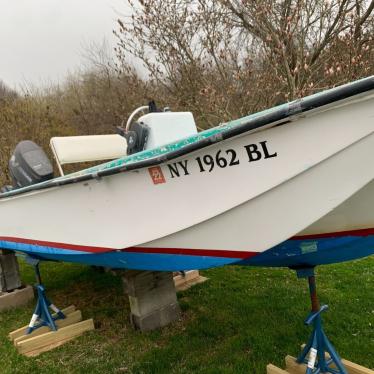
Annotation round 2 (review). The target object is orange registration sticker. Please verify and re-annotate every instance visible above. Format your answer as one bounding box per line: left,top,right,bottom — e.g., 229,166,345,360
148,166,166,185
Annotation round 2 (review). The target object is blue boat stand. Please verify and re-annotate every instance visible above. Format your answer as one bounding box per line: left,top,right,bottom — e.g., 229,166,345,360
25,256,65,334
295,267,347,374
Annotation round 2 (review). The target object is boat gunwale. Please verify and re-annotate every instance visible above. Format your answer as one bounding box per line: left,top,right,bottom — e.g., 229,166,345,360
1,75,373,200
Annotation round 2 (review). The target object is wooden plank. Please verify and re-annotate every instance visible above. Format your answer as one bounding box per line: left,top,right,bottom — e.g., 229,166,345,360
300,344,374,374
285,355,307,374
175,276,208,291
13,310,82,345
274,354,374,374
175,276,209,292
173,270,200,287
24,336,76,357
9,305,76,341
16,319,94,355
266,363,290,374
342,360,374,374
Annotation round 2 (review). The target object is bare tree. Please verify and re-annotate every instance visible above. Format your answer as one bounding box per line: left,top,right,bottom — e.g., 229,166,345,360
221,0,374,98
115,0,374,125
114,0,258,125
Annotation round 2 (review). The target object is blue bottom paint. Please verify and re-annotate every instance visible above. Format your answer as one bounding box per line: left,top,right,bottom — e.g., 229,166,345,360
0,240,235,271
43,252,235,271
1,234,374,271
239,235,374,268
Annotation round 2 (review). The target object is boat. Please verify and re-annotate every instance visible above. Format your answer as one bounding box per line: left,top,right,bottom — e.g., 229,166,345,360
3,76,373,374
0,76,374,272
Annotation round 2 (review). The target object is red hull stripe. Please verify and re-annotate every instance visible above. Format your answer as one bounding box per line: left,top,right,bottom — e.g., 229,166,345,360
2,227,374,258
0,236,255,258
0,236,113,253
292,227,374,240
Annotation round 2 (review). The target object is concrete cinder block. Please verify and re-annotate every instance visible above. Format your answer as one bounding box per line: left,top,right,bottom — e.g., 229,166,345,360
122,271,181,331
0,285,34,311
0,250,22,292
125,272,177,316
130,302,181,331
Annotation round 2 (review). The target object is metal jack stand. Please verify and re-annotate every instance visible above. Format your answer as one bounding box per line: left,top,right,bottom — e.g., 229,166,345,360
296,267,347,374
25,256,65,334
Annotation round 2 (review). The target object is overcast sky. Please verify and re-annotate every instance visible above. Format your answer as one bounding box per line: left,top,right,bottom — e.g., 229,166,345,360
0,0,128,89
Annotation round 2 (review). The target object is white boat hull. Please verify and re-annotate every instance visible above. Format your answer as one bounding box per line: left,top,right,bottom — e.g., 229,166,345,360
1,81,374,270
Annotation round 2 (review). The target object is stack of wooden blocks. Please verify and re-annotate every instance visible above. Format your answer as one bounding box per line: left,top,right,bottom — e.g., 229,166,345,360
9,305,94,357
267,354,374,374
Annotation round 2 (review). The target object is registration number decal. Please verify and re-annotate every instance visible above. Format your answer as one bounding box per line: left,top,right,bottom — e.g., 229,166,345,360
166,140,277,179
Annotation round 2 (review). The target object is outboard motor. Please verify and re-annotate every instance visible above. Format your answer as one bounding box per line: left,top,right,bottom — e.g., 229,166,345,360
117,102,151,155
8,140,54,189
120,122,149,155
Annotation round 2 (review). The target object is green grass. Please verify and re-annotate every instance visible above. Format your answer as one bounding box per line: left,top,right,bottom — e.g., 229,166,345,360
0,257,373,373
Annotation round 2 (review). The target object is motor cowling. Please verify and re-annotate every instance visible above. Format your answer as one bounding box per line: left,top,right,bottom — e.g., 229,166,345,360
9,140,54,189
117,122,149,155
